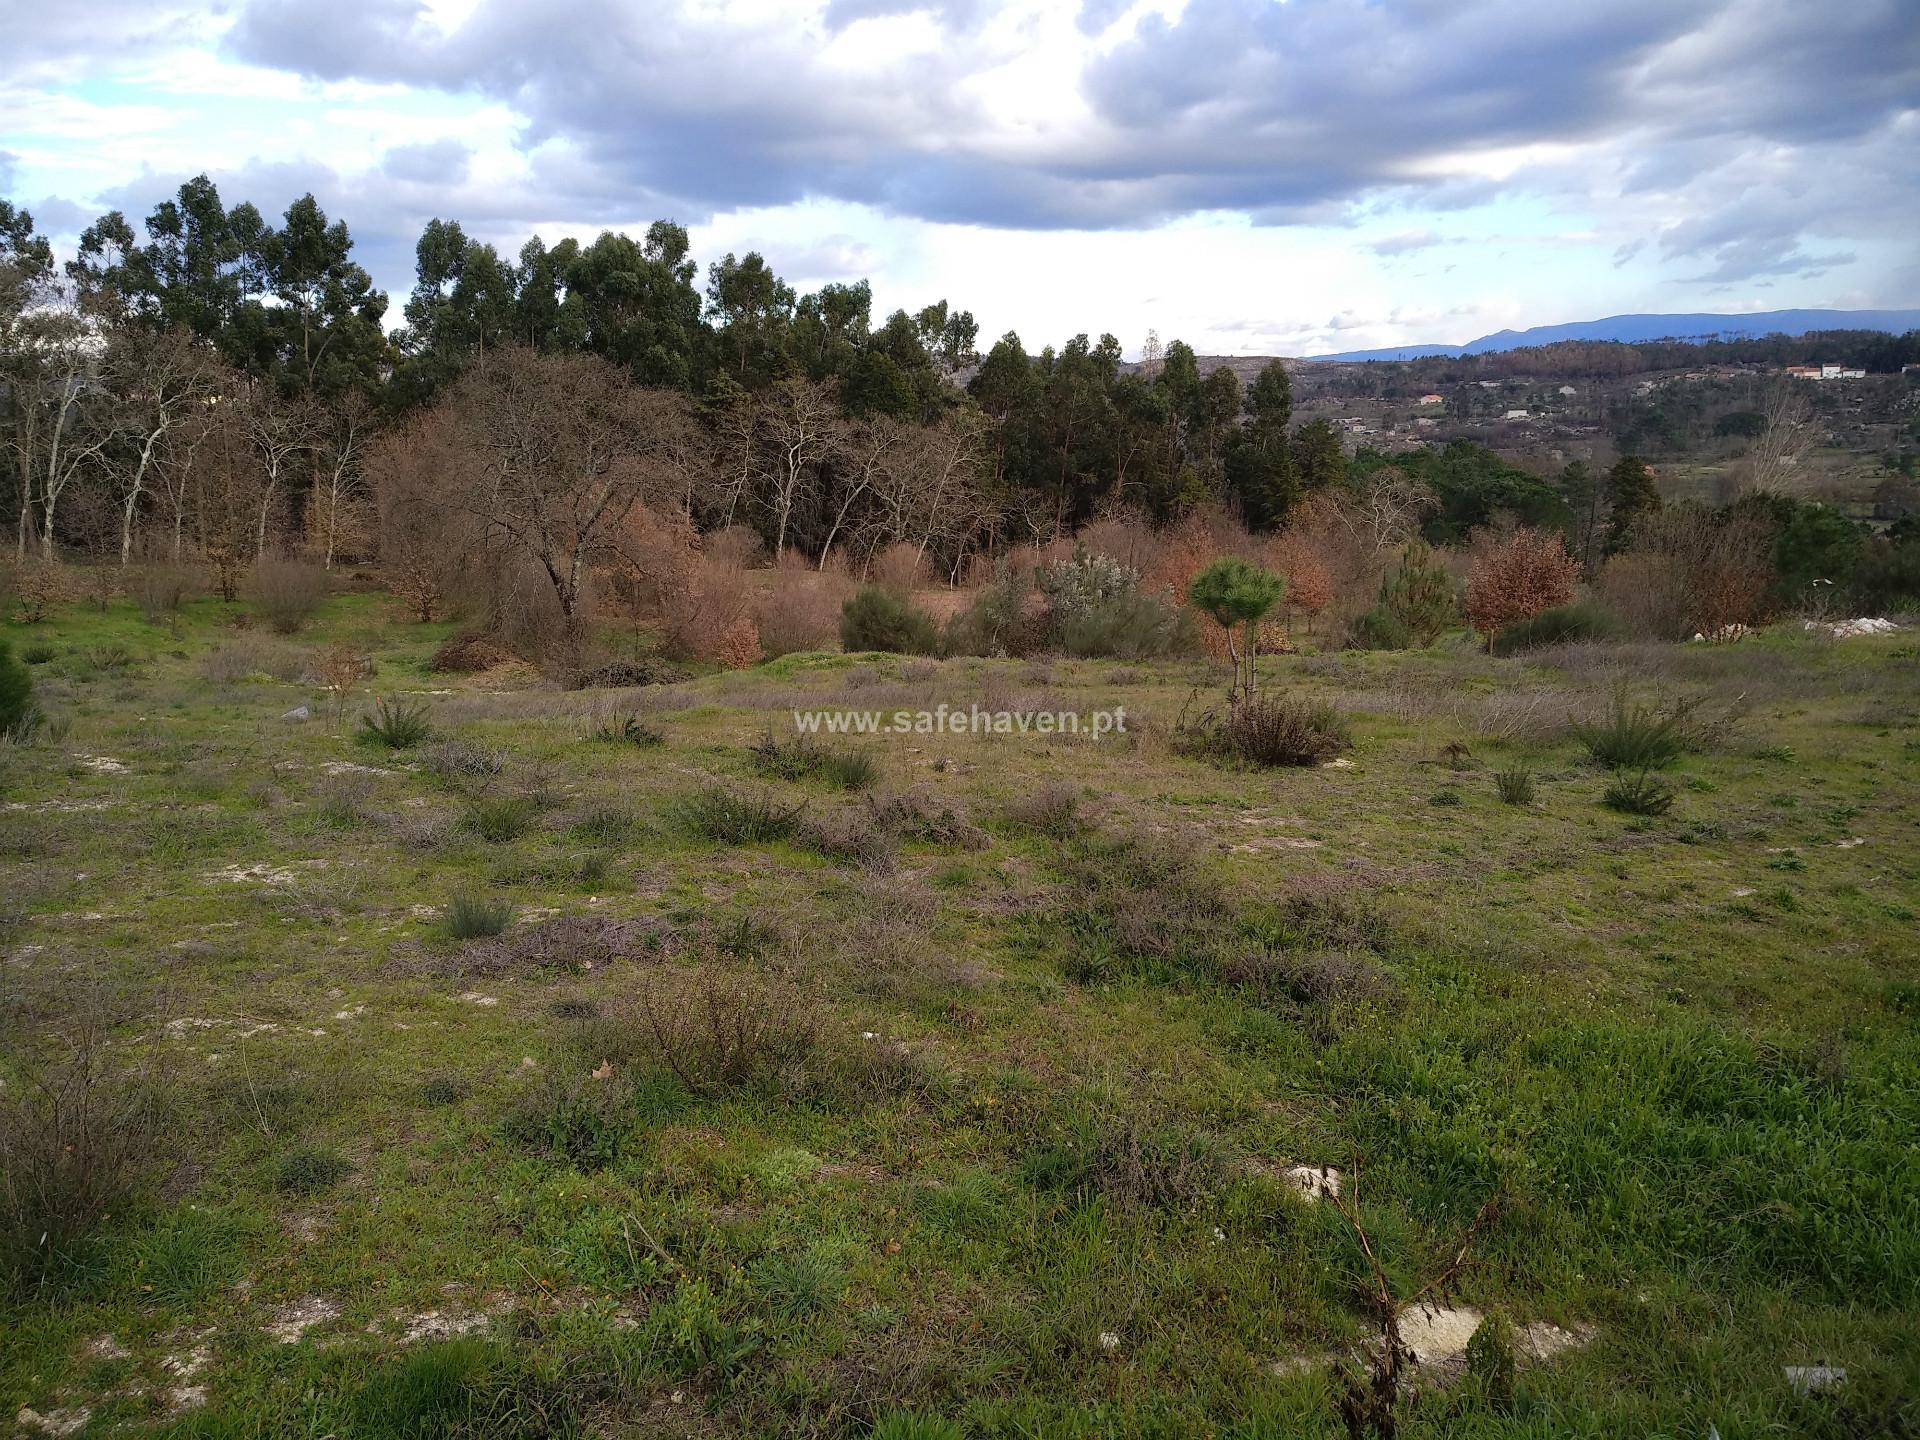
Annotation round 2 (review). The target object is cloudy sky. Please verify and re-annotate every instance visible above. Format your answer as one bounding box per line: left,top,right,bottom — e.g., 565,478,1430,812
3,0,1916,356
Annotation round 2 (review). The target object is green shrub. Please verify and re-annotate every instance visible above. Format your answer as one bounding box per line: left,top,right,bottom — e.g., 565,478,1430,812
840,586,939,655
817,748,880,790
943,567,1043,657
420,1074,469,1106
276,1146,351,1195
19,641,56,665
1490,601,1621,655
1350,605,1413,651
0,640,32,739
80,641,134,675
674,785,805,844
463,796,536,843
1575,690,1699,769
872,1415,966,1440
1058,590,1196,659
1494,768,1535,805
445,893,514,939
1603,769,1675,816
1430,787,1463,807
352,1338,577,1437
499,1073,626,1170
1371,538,1457,645
359,696,433,749
570,801,636,843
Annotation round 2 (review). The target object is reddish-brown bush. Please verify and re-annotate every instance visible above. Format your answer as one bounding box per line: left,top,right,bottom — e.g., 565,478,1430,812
1465,527,1578,649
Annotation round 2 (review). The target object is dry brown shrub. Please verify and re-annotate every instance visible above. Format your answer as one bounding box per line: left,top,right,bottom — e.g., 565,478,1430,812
705,524,767,571
1465,527,1578,648
4,560,73,625
604,504,756,663
713,615,764,670
868,541,930,596
751,563,851,657
1596,551,1692,641
249,557,328,634
1078,508,1162,573
1265,532,1334,634
430,631,516,673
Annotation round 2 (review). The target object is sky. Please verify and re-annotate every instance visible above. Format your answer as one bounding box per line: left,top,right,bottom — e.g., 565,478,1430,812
3,0,1917,357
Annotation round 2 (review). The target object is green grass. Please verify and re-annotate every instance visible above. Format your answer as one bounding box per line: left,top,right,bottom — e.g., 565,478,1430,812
444,893,514,939
1,593,1916,1436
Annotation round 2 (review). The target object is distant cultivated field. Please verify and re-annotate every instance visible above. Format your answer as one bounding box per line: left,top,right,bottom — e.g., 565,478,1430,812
3,595,1917,1438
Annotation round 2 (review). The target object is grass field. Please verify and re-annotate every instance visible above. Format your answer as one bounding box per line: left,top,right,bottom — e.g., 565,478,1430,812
2,594,1917,1437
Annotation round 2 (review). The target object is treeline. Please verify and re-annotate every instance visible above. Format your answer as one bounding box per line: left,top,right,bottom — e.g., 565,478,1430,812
1318,331,1920,396
1,175,1368,576
4,177,1916,671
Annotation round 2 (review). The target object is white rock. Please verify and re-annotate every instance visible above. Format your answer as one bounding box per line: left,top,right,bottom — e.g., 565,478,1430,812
1784,1364,1846,1394
1284,1164,1343,1202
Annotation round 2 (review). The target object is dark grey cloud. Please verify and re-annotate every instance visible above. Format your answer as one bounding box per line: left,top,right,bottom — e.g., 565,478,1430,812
6,0,1914,300
205,0,1920,270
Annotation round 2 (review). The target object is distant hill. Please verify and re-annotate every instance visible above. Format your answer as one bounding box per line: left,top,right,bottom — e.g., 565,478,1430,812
1304,309,1920,363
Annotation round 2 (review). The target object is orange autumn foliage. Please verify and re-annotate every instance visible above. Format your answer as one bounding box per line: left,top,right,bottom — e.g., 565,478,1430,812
1465,527,1578,645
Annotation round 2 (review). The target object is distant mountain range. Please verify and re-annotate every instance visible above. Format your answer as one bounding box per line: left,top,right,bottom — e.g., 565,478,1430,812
1304,308,1920,363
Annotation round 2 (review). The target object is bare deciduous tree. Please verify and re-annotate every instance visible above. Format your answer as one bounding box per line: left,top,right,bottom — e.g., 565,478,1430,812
306,390,372,570
237,385,319,559
1730,381,1815,497
441,347,699,626
103,327,217,565
754,375,837,559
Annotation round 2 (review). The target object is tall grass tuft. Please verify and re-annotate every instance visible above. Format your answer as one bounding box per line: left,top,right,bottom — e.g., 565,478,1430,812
1493,768,1535,805
445,893,514,939
674,785,806,844
359,696,433,750
462,796,536,843
1575,690,1699,770
1603,769,1675,816
587,712,663,747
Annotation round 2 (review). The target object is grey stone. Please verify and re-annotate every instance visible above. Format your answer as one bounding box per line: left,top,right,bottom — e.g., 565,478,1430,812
282,705,310,722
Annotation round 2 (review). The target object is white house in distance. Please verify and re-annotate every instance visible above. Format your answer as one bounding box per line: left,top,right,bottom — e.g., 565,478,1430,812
1418,392,1445,406
1504,408,1531,420
1786,364,1867,380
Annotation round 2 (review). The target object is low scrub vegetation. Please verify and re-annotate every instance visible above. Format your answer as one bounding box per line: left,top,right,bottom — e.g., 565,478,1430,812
674,785,806,844
1176,693,1351,768
0,1021,162,1295
749,731,879,790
